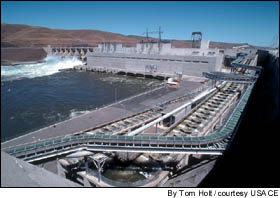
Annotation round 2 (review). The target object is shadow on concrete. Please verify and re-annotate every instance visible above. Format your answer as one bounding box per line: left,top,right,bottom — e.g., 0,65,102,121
200,53,279,187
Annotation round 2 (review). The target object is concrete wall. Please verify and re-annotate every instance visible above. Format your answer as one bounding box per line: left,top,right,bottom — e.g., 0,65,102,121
93,43,224,57
87,53,220,77
1,152,81,187
51,43,260,58
222,48,258,57
200,40,210,50
163,159,217,187
51,43,234,77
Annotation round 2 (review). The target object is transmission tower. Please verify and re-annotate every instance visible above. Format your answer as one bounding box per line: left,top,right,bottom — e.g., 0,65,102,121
191,31,202,48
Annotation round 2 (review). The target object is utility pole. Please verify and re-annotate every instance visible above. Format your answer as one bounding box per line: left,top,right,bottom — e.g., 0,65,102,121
158,26,163,50
115,88,117,103
143,28,149,47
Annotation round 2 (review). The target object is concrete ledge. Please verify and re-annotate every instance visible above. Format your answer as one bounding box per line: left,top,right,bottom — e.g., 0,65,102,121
1,151,81,187
163,158,217,187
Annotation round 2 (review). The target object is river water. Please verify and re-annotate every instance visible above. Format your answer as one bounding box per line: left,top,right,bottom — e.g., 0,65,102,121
1,55,161,142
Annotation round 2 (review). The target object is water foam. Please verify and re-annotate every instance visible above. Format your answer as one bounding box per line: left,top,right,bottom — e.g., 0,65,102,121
1,55,82,81
69,109,91,119
100,76,159,87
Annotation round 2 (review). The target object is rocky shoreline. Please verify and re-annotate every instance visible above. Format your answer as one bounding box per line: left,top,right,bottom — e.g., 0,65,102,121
1,48,47,66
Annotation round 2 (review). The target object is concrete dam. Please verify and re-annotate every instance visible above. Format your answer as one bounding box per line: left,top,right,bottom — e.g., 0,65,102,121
1,41,278,187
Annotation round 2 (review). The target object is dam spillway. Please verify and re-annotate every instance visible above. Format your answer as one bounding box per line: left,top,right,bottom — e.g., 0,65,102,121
2,42,275,187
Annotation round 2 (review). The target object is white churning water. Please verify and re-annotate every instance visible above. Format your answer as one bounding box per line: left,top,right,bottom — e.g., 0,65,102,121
1,55,82,81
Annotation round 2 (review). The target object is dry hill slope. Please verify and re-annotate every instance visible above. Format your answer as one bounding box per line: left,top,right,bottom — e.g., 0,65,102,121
1,23,145,47
2,23,249,49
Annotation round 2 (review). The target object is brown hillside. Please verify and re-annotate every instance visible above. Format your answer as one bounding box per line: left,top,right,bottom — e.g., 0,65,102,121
1,23,248,49
1,23,145,47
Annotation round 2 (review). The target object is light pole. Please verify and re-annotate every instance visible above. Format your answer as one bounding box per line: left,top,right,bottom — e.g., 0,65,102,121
120,103,126,118
115,87,117,103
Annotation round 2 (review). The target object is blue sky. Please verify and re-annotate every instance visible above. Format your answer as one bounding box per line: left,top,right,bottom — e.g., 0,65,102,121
1,1,279,47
